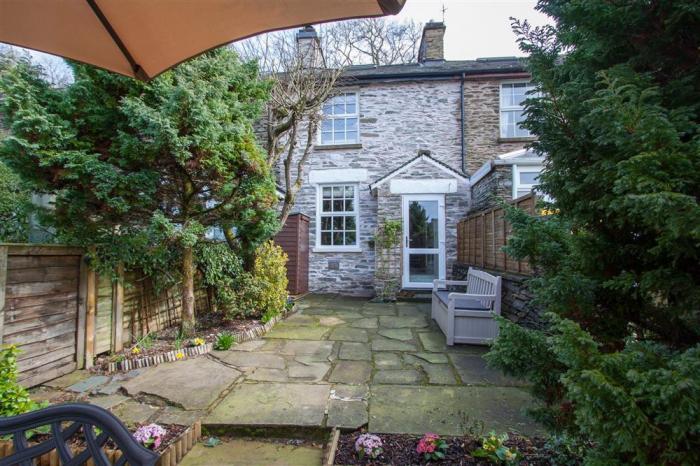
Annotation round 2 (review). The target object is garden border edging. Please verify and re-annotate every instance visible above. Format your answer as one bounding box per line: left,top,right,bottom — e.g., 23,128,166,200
103,307,294,373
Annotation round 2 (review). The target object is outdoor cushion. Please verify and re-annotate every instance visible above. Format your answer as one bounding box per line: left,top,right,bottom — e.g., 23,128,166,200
433,290,491,311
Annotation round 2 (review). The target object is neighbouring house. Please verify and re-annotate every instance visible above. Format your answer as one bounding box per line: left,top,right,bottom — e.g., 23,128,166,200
277,22,545,297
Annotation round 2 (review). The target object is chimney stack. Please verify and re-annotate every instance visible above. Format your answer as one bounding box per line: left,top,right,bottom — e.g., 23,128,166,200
418,21,446,63
296,25,323,67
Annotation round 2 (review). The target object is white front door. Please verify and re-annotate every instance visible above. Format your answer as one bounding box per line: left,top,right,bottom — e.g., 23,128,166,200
402,194,446,289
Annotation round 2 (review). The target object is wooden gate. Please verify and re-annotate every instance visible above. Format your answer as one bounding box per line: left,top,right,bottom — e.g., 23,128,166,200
0,245,84,387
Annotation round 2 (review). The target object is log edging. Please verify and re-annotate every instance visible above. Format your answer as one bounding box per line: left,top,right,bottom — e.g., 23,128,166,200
0,420,202,466
103,307,292,373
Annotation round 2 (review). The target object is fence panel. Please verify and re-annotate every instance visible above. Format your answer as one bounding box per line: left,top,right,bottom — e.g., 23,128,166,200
457,194,536,275
1,243,212,384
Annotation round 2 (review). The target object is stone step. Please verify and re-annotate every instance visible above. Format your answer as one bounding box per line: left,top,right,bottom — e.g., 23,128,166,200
179,437,325,466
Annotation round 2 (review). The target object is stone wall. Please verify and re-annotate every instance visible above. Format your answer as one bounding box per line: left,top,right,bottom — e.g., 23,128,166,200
463,79,529,174
282,79,464,295
453,263,543,329
374,158,471,287
274,75,533,296
470,165,513,212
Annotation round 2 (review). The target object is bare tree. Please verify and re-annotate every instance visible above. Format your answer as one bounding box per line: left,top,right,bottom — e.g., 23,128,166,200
235,18,421,225
236,31,345,225
320,18,422,66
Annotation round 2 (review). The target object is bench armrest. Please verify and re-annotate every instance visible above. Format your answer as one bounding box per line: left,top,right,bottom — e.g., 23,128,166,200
432,279,469,291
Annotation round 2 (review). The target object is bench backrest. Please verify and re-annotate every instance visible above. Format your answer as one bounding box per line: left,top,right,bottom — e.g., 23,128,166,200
467,267,502,314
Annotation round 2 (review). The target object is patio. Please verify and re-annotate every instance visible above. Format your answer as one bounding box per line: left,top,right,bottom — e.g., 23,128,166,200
32,295,539,439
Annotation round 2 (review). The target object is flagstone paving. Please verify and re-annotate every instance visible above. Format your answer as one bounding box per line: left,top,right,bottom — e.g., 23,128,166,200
31,294,541,437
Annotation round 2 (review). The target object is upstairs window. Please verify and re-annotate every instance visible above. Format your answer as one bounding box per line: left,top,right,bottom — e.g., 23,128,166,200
317,184,358,248
500,82,537,139
320,92,359,145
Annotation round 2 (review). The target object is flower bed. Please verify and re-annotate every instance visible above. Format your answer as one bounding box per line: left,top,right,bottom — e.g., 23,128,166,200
94,307,292,373
332,431,553,465
0,421,201,466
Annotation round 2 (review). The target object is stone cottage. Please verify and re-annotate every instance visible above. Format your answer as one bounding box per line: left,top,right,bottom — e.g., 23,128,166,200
279,22,545,297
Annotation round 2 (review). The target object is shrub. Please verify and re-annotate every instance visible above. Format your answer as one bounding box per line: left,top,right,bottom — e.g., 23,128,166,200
0,345,36,417
214,332,236,351
196,242,244,311
487,314,700,464
472,431,521,465
232,241,288,322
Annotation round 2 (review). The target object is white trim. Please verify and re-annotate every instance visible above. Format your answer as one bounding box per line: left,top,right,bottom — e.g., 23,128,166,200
390,178,458,194
317,91,360,146
512,164,543,199
309,168,368,184
499,80,537,139
314,183,361,253
402,194,446,289
369,155,468,190
469,149,545,186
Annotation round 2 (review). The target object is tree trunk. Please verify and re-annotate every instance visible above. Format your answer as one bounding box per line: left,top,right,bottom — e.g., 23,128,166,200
181,245,196,336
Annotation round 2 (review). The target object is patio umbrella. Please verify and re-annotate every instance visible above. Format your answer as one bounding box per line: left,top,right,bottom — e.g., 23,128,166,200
0,0,406,80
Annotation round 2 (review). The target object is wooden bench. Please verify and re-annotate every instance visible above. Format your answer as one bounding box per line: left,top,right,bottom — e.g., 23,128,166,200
431,267,502,345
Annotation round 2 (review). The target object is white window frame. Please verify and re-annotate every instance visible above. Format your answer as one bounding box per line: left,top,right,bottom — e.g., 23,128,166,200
317,91,360,146
499,81,537,139
512,164,543,199
314,183,361,252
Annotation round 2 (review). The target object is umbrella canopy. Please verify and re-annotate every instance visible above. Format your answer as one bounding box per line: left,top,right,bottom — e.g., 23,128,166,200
0,0,406,80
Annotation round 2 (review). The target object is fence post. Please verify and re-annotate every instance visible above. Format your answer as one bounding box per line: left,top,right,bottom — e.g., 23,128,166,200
76,255,88,368
111,263,124,353
84,251,97,369
0,246,7,345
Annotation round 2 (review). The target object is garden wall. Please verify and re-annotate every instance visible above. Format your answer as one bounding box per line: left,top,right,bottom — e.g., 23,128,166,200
452,263,543,329
0,243,211,386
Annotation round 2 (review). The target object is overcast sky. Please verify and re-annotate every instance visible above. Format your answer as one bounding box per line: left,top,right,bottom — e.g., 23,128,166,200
17,0,551,78
390,0,552,60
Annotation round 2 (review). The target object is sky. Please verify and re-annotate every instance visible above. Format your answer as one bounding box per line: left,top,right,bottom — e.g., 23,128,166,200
13,0,552,78
392,0,552,60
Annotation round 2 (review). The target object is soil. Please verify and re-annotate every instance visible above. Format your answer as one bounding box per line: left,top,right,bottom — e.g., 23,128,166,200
92,312,263,371
30,423,187,455
335,431,552,466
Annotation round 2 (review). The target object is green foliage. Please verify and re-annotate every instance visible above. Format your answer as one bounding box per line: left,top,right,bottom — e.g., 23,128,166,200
232,241,288,321
472,432,522,465
0,346,43,417
374,219,402,249
0,346,34,416
0,161,32,242
485,1,700,464
196,242,244,311
213,332,236,351
0,47,280,330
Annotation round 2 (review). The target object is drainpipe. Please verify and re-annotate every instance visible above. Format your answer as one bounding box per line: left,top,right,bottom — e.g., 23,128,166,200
460,72,466,174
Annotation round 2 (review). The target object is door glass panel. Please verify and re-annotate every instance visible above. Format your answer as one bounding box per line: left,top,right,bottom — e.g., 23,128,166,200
409,254,439,283
408,200,438,249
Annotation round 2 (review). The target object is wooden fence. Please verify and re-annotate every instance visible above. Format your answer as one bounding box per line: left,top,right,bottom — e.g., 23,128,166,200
456,193,537,276
0,244,210,386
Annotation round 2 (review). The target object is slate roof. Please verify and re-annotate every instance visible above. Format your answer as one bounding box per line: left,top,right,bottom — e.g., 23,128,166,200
341,57,526,81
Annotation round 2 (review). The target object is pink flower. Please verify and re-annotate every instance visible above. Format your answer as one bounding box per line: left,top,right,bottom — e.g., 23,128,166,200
416,433,441,454
355,433,383,459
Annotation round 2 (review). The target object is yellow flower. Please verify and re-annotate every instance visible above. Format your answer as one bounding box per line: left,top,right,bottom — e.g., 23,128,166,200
193,337,206,346
131,347,141,355
176,351,184,360
505,450,514,460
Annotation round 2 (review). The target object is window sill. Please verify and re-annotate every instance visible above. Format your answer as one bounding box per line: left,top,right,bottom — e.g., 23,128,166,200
312,246,363,253
498,137,536,143
314,143,363,151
